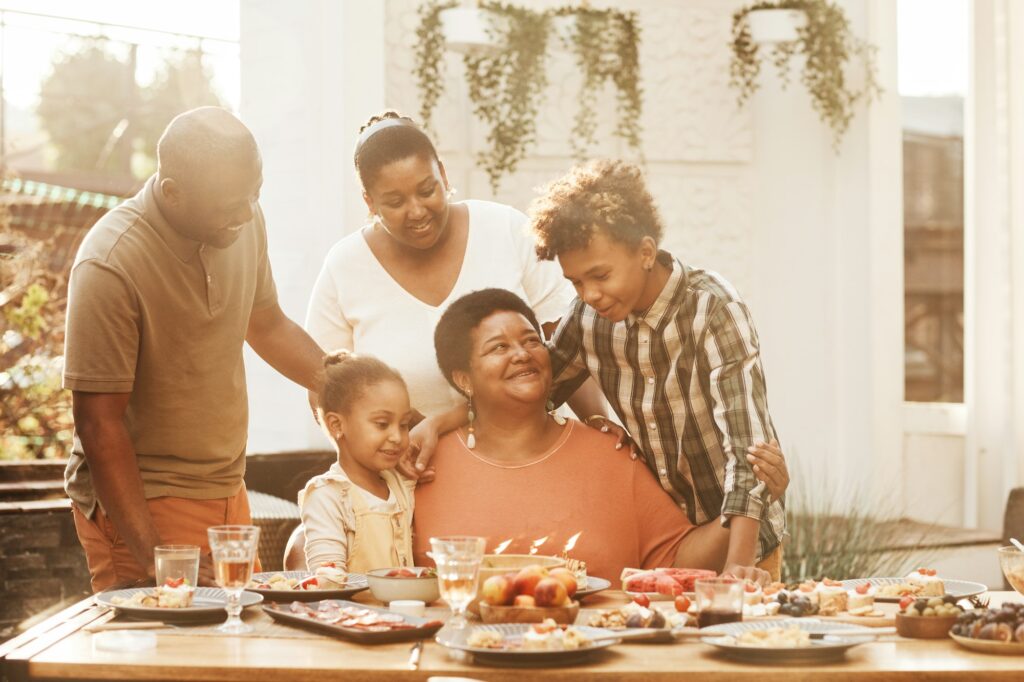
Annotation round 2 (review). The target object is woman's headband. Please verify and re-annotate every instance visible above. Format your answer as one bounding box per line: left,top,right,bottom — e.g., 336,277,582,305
354,118,419,155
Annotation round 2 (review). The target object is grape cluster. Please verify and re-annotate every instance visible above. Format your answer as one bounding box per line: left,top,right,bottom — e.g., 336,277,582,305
775,591,818,617
951,603,1024,642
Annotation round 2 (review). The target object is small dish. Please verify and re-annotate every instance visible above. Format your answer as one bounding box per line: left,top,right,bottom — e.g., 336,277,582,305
365,567,440,604
245,570,368,602
895,612,957,639
575,576,612,600
480,601,580,624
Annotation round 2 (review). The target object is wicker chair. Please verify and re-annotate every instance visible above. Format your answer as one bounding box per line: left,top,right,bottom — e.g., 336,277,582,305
247,490,301,573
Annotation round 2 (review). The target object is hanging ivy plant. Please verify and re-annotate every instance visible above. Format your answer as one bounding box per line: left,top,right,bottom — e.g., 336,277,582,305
729,0,882,149
463,2,551,192
555,7,643,161
415,0,644,191
414,0,457,135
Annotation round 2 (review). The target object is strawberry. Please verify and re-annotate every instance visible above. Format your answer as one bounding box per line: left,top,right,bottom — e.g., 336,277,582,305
164,577,185,588
899,595,914,611
299,576,319,590
744,582,758,593
856,583,870,595
674,594,691,613
633,593,651,608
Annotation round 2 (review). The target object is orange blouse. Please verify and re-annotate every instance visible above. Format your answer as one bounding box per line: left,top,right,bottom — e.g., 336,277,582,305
412,419,694,581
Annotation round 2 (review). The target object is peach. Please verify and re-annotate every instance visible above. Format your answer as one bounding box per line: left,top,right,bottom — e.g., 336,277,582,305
513,594,536,607
480,575,516,606
533,577,569,607
548,568,578,598
512,565,549,597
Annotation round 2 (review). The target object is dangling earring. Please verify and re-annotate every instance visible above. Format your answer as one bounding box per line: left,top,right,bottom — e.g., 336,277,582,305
372,214,384,227
546,399,567,426
466,393,476,449
445,186,457,200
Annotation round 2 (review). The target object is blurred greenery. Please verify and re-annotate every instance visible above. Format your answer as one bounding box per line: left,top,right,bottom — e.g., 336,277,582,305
0,193,78,461
37,41,224,177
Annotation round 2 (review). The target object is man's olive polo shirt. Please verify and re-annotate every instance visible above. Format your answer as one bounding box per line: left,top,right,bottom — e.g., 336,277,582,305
63,176,277,517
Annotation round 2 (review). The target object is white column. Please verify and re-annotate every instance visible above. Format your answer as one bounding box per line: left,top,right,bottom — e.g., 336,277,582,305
239,0,386,453
748,0,903,497
965,0,1015,530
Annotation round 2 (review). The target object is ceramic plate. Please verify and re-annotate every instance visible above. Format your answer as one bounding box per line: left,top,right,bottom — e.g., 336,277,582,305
262,599,443,644
96,587,263,622
839,577,987,603
950,633,1024,656
244,571,368,601
436,623,620,667
576,576,612,600
624,590,695,603
700,618,877,663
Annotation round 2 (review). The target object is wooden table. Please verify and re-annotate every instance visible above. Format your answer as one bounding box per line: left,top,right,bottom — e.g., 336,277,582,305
2,590,1022,681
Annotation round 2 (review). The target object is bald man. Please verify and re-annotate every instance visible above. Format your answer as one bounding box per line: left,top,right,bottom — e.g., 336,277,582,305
63,107,324,592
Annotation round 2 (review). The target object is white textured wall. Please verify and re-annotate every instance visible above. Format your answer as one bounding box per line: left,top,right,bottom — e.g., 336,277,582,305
240,0,386,453
242,1,1024,530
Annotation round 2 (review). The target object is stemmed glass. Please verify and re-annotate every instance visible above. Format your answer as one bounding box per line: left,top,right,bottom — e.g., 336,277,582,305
429,536,486,629
207,525,260,634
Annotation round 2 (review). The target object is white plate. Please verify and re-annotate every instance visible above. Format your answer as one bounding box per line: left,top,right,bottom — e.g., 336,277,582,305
244,571,368,601
838,577,987,603
625,590,695,603
700,619,876,663
576,576,612,600
96,587,263,621
436,623,620,667
950,632,1024,656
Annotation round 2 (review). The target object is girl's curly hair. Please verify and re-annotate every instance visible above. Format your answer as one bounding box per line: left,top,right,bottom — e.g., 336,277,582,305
529,159,663,260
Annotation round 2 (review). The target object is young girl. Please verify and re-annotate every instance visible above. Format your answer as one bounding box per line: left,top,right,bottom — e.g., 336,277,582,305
298,350,416,575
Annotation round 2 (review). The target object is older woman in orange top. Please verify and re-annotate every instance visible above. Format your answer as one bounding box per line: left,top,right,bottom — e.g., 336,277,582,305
412,289,787,582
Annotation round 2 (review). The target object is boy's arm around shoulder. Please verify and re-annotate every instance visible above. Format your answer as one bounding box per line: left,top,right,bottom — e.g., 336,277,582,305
545,299,591,408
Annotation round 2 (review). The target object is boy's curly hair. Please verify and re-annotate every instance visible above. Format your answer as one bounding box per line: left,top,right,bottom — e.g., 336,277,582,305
529,159,664,260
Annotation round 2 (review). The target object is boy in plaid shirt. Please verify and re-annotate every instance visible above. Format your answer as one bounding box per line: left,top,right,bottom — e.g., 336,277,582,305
529,159,787,581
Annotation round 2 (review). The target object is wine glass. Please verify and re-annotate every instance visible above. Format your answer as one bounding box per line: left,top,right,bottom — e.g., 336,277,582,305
429,536,485,629
207,525,260,634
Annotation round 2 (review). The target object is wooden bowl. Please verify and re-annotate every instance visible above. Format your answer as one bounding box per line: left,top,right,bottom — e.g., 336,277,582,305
479,601,580,625
469,554,565,614
895,612,957,639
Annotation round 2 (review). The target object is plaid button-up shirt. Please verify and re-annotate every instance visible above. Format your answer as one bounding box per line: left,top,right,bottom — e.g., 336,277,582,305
548,254,785,559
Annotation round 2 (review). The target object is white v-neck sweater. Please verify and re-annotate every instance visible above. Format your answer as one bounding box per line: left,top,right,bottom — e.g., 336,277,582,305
305,200,574,418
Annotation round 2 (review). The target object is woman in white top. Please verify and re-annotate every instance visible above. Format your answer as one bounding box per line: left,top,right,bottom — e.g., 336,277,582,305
306,112,607,469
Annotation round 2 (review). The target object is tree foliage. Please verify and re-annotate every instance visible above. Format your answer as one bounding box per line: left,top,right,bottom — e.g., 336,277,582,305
0,203,80,460
36,41,225,176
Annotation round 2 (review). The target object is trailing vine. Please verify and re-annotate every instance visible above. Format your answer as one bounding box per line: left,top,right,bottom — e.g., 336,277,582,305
414,0,457,134
414,1,644,190
729,0,882,148
463,2,551,192
556,6,643,161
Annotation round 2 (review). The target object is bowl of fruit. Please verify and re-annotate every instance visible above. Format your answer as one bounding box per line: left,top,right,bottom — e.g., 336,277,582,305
470,554,565,614
365,567,439,604
478,563,580,624
997,546,1024,596
895,595,963,639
